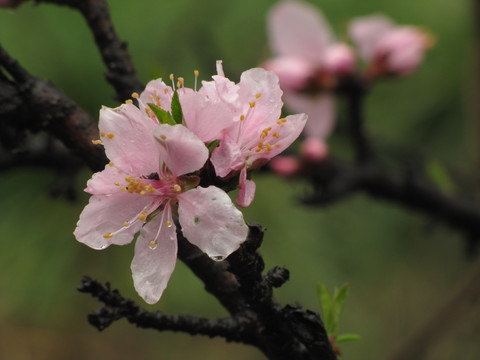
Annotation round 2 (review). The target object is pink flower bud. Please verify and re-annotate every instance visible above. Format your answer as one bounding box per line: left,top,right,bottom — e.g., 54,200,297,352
263,56,315,91
270,156,301,177
323,43,356,75
300,137,329,162
375,27,430,75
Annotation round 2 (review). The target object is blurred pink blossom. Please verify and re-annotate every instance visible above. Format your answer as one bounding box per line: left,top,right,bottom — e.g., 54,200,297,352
349,14,432,75
300,137,329,162
264,0,354,141
270,156,301,177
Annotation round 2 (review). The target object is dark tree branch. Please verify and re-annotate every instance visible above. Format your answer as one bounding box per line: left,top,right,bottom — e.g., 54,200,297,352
78,276,258,345
0,43,108,172
301,157,480,241
35,0,144,101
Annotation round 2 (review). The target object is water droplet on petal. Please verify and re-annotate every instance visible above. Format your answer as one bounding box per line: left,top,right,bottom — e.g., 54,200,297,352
212,255,225,261
148,240,157,250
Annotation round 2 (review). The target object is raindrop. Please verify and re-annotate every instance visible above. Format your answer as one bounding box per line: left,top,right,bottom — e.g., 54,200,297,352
211,255,225,261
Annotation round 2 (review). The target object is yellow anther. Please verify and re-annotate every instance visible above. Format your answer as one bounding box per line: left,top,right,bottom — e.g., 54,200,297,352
166,220,173,228
240,115,245,121
145,184,156,193
121,187,127,192
114,182,120,186
140,190,146,195
138,211,147,222
255,93,261,99
194,70,199,77
169,73,174,81
125,175,133,181
149,240,157,249
249,101,256,108
132,92,139,99
125,99,133,104
100,131,106,137
123,222,129,227
266,143,272,151
164,88,169,94
103,232,113,239
280,118,287,123
177,77,185,88
91,139,102,145
258,141,264,149
255,148,262,153
146,108,154,117
107,133,115,139
149,94,154,100
273,132,280,138
159,135,167,140
108,161,114,167
173,184,182,192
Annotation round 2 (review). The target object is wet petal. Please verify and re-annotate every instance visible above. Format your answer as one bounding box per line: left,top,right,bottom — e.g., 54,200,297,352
152,124,209,177
139,78,173,113
178,186,248,260
131,208,177,304
268,0,332,63
74,193,152,249
99,104,160,175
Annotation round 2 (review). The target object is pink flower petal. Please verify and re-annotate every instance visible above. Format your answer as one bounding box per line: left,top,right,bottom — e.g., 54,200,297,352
268,0,332,63
210,132,244,178
74,193,152,249
178,186,248,260
349,14,394,60
245,113,308,166
236,167,256,208
237,68,283,145
322,43,356,75
283,92,335,139
180,91,234,143
139,78,173,113
152,124,208,177
99,104,160,175
262,56,315,91
131,209,177,304
85,164,125,195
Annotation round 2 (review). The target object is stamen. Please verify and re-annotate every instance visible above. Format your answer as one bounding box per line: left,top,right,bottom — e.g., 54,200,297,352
131,92,139,99
91,139,102,145
108,161,114,167
166,220,173,228
123,222,129,227
194,70,199,91
249,101,256,108
100,131,106,137
107,133,115,139
125,99,133,104
173,184,182,192
169,73,175,90
255,93,261,99
103,232,113,239
240,115,245,121
177,77,184,89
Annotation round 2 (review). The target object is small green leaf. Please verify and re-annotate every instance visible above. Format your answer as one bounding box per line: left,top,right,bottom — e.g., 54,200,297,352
207,139,221,154
148,103,175,125
334,334,361,344
171,90,184,124
426,159,455,193
316,282,333,334
331,283,350,334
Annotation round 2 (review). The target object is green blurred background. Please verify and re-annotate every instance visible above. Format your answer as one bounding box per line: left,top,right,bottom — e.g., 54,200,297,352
1,0,479,359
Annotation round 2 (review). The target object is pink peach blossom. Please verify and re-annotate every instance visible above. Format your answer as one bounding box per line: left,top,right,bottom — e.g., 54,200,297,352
349,14,431,75
264,1,354,140
74,103,248,304
206,62,307,207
